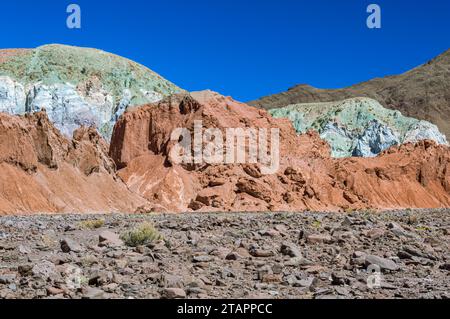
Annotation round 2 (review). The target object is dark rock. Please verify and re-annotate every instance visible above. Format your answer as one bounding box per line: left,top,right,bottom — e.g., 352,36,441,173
280,242,302,258
60,238,83,253
331,272,350,285
0,274,16,284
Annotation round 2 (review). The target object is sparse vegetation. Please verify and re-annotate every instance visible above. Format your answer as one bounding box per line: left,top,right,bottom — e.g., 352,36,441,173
345,208,354,214
415,225,431,232
120,222,163,247
312,220,322,229
79,219,105,230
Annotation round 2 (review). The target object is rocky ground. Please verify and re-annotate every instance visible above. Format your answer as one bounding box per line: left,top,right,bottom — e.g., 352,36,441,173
0,210,449,299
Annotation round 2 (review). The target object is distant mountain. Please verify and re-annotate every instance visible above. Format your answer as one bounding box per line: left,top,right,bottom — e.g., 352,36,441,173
0,44,183,140
249,49,450,139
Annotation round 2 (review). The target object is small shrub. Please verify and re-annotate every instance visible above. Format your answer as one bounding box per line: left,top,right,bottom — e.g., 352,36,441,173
120,222,163,247
79,219,105,230
415,225,430,232
312,220,322,229
345,208,354,214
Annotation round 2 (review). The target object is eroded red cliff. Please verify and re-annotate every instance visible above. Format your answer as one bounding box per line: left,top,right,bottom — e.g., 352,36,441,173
0,110,146,214
110,91,450,212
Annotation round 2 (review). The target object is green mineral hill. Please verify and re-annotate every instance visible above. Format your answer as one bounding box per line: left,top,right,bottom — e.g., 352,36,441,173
270,97,416,134
0,44,183,105
269,97,448,157
0,44,184,140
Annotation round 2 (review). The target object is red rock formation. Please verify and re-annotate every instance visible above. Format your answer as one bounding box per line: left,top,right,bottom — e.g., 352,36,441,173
0,110,146,215
335,141,450,209
110,91,450,212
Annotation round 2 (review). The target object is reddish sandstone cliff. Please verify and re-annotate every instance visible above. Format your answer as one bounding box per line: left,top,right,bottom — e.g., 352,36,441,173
0,110,146,214
110,91,450,212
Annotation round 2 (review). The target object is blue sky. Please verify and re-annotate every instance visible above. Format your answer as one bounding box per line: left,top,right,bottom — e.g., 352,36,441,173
1,0,449,101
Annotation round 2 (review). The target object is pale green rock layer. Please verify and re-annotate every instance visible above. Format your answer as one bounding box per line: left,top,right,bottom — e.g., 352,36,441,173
0,44,183,139
269,97,448,157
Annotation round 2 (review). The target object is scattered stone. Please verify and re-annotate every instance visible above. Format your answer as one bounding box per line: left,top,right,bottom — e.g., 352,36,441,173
380,282,397,290
210,247,231,259
335,286,350,296
99,231,123,246
159,274,184,288
401,246,435,260
388,222,415,238
209,178,226,187
192,255,213,263
365,255,400,271
8,283,17,292
331,272,350,285
297,277,317,290
18,265,33,277
341,216,354,227
32,261,57,280
365,228,386,239
439,263,450,271
304,265,327,274
47,287,64,296
259,229,280,237
0,210,448,299
285,256,313,267
215,278,227,286
249,247,275,258
261,274,282,284
60,238,83,253
0,274,16,284
306,234,333,244
161,288,186,299
225,252,242,260
235,247,251,258
272,264,283,275
256,265,273,281
82,287,106,299
280,242,302,258
18,245,31,254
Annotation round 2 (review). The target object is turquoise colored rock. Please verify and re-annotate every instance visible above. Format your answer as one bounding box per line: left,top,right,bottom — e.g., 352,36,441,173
269,97,448,157
0,44,183,140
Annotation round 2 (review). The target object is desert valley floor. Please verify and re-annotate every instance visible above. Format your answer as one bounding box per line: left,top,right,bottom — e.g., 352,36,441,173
0,210,449,299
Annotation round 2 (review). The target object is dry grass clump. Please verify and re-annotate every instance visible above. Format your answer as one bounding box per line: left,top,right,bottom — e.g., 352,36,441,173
120,222,163,247
79,219,105,229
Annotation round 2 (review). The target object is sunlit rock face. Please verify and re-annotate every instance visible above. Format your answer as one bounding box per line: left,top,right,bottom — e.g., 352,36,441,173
270,97,448,157
0,76,26,114
0,44,183,140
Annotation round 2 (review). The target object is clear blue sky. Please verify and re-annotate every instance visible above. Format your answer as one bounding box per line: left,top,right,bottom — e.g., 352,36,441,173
1,0,449,101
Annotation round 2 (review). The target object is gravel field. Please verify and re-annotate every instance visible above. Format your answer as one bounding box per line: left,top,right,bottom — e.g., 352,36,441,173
0,210,449,299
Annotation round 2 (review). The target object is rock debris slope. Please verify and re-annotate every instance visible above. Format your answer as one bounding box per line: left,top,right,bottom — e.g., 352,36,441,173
110,90,450,213
269,97,447,157
0,44,183,140
0,110,146,215
1,210,448,299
